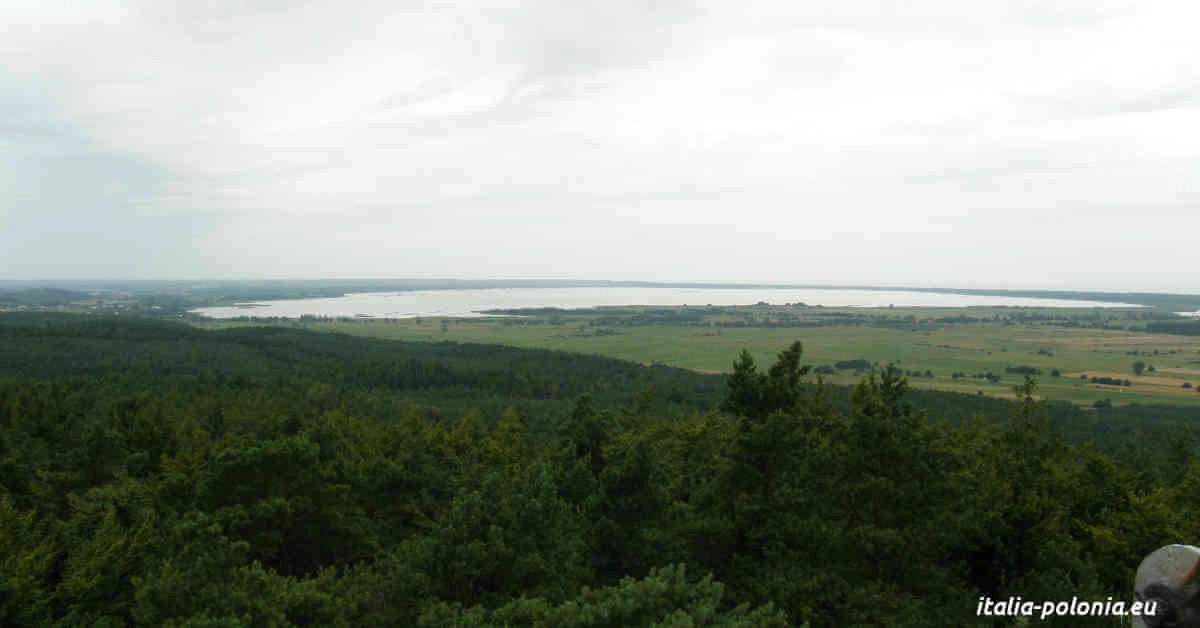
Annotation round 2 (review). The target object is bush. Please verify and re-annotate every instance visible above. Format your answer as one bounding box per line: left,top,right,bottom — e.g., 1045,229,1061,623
1005,366,1041,375
834,358,871,371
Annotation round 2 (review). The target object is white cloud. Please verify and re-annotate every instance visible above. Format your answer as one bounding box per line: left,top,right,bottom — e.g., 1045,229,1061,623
1,0,1198,290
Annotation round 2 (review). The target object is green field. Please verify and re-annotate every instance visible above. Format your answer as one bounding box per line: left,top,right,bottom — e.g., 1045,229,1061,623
200,306,1200,408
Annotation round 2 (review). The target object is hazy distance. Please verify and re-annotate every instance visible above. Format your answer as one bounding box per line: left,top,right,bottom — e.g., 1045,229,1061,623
2,1,1198,292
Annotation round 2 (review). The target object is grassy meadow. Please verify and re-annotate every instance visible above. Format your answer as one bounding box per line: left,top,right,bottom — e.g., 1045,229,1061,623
199,305,1200,408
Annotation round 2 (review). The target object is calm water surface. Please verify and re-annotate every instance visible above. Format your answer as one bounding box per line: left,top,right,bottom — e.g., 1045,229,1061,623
191,287,1142,319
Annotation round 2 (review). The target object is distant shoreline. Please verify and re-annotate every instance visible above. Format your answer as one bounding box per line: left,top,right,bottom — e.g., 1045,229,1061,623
5,279,1200,314
187,285,1147,320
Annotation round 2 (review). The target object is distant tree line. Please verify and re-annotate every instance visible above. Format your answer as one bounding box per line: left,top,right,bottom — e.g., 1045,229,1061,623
1147,320,1200,336
1089,376,1133,387
1005,365,1042,375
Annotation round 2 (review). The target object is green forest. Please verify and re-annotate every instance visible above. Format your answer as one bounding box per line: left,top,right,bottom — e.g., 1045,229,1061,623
3,313,1199,626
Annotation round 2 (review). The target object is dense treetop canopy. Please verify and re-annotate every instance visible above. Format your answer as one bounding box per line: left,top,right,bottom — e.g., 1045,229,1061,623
1,314,1197,626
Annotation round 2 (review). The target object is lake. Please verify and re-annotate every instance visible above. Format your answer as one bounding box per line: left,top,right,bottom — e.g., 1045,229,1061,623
190,286,1142,319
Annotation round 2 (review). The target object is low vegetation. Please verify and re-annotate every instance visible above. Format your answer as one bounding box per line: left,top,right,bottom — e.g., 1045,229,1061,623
223,306,1200,408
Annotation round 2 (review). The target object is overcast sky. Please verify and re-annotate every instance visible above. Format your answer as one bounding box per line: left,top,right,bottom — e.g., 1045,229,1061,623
2,1,1198,291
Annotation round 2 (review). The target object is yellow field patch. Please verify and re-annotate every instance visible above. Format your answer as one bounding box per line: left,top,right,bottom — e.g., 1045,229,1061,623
1158,367,1200,377
1048,333,1200,354
1065,371,1198,396
1134,385,1199,396
1069,371,1173,385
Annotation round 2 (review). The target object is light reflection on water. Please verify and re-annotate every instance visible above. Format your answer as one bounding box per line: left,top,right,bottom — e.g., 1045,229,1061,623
191,286,1142,319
